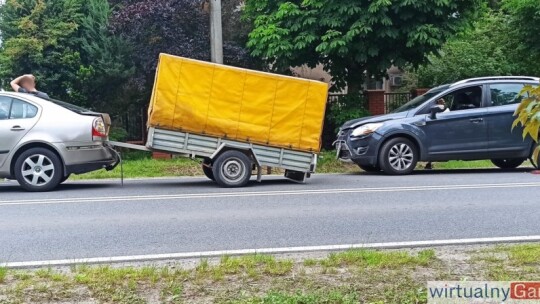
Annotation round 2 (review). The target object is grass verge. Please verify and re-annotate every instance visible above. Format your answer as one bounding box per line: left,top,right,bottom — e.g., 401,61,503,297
68,150,512,180
1,244,539,303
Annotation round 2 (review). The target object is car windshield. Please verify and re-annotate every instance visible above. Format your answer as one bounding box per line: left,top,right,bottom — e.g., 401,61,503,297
391,85,449,113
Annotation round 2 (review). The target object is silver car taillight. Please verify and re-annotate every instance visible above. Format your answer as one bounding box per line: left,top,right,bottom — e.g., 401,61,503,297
92,117,107,139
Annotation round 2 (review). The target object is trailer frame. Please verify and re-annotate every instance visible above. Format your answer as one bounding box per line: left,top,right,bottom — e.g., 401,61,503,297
108,127,318,186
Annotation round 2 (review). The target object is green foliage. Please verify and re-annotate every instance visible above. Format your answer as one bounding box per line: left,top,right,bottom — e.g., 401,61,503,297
0,0,132,111
513,85,540,162
327,94,370,128
415,1,540,87
70,0,134,111
0,267,7,283
245,0,482,93
503,0,540,75
0,0,84,99
415,12,521,87
108,126,128,142
320,249,436,268
234,290,360,304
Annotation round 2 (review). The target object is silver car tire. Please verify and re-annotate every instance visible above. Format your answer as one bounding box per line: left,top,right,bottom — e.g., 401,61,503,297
378,138,418,175
14,147,63,192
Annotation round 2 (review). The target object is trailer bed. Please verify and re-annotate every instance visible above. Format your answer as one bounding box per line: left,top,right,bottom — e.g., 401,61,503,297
109,127,317,185
148,128,316,173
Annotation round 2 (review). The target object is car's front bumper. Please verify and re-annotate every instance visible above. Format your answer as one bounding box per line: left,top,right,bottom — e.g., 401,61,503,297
334,130,382,167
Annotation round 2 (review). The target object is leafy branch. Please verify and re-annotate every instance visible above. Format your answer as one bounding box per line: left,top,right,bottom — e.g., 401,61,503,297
513,85,540,161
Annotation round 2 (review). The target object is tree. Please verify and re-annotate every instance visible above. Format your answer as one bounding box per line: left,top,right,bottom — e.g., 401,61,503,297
109,0,256,106
0,0,84,100
415,12,521,87
70,0,134,111
244,0,482,93
0,0,132,111
503,0,540,75
110,0,210,95
506,0,540,166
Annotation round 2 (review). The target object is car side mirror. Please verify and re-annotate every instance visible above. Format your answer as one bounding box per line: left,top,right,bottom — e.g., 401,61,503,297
430,105,444,120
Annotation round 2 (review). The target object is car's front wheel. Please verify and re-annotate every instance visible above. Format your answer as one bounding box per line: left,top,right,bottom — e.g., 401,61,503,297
378,138,418,175
14,147,63,192
491,158,526,169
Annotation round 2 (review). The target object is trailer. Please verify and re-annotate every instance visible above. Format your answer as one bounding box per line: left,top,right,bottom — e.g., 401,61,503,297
109,53,328,187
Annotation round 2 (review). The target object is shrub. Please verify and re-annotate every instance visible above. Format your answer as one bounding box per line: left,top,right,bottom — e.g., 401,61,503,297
513,85,540,162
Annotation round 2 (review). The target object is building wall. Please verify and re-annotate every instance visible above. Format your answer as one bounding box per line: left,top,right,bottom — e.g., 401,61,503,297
291,64,404,93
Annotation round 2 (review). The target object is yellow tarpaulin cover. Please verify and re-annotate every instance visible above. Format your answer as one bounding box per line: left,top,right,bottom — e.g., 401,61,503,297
148,53,329,152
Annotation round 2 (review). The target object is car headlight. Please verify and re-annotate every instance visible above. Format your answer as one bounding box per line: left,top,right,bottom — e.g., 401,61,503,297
351,123,384,137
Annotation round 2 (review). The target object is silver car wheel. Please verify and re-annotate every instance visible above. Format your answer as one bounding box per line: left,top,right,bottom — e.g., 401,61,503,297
21,154,56,187
221,158,246,183
388,143,414,171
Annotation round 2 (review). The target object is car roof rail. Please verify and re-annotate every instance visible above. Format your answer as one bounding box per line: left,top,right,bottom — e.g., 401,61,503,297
451,76,540,87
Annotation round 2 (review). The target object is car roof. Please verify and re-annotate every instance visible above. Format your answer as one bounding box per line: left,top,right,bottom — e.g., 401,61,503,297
0,91,52,106
426,76,539,94
450,76,540,88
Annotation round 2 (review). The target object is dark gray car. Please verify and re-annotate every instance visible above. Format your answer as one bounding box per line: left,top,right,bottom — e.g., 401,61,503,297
334,76,540,174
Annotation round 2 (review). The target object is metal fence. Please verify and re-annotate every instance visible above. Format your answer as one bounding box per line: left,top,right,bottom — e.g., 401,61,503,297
384,92,411,113
112,107,147,143
328,93,345,103
328,93,369,108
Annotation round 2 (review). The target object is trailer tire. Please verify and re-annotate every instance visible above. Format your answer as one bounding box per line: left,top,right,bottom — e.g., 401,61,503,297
202,158,215,181
212,150,252,187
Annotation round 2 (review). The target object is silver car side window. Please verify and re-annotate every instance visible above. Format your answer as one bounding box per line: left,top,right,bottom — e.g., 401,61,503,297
0,97,11,120
9,99,38,120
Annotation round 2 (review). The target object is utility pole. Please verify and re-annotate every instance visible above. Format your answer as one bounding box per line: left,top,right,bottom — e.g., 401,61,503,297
209,0,223,64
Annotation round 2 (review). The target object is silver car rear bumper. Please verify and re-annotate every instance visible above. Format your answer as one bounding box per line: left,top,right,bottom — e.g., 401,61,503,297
62,143,119,175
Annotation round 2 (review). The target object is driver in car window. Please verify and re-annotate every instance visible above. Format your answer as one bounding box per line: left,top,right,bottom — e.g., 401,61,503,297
436,98,450,112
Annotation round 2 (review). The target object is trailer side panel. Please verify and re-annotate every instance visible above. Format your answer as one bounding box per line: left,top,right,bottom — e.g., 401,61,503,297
147,128,316,173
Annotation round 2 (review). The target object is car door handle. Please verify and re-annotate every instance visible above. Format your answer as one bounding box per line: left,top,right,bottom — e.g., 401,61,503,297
469,118,483,123
11,125,25,131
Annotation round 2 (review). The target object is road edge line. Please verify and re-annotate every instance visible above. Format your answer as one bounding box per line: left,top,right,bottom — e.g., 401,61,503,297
3,235,540,269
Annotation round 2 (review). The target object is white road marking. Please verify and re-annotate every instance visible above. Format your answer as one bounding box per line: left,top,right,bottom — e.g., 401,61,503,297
0,182,539,207
3,235,540,268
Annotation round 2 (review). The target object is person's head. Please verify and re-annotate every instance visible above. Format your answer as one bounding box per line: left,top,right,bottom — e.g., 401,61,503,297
19,75,36,91
436,98,445,105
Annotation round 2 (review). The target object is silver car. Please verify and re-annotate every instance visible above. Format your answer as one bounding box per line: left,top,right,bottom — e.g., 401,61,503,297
0,92,119,191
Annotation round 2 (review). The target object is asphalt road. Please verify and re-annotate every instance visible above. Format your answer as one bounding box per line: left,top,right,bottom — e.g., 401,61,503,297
1,168,540,263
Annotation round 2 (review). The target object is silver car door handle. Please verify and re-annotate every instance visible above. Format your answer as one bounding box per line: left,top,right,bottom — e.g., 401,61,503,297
469,118,483,123
11,126,25,131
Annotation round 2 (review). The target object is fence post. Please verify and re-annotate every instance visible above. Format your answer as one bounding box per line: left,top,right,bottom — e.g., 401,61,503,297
366,90,386,115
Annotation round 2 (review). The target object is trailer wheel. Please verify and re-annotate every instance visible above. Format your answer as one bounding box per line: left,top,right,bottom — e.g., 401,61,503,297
202,158,215,181
212,150,252,187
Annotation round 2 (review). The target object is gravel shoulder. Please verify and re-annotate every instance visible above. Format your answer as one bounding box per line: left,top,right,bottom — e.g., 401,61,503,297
1,243,539,303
